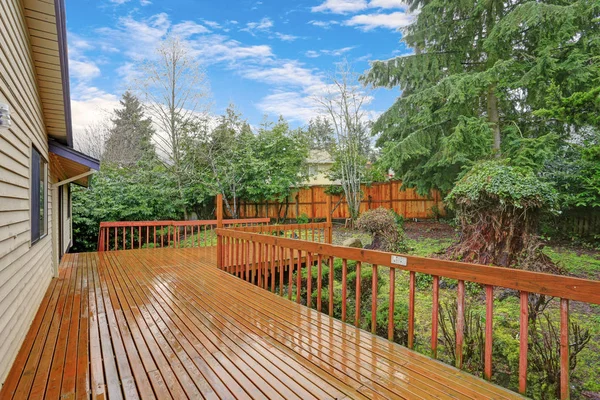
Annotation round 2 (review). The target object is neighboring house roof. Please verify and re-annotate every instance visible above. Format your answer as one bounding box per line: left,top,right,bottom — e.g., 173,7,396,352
307,149,334,164
24,0,73,147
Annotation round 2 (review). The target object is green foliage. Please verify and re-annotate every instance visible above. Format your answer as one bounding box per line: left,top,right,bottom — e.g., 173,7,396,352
447,160,558,211
244,117,310,204
362,0,600,195
356,208,408,252
324,185,344,196
103,91,157,167
72,165,183,252
296,213,309,224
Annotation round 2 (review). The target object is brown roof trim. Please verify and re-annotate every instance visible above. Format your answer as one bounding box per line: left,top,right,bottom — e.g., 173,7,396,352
54,0,73,148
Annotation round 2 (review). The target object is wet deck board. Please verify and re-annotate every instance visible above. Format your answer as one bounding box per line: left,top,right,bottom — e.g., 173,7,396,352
0,247,522,399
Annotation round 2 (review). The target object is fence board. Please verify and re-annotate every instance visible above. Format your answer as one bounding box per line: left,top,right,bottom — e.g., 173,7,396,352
218,182,445,220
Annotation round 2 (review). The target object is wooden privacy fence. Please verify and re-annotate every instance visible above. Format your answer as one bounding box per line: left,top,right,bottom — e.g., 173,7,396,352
216,227,600,399
218,181,446,220
97,218,269,251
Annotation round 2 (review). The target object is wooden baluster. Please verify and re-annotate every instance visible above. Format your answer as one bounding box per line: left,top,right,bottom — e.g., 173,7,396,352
115,227,118,250
184,225,188,244
317,254,323,312
145,226,149,249
432,275,439,358
408,271,416,349
160,226,164,248
271,244,276,292
355,262,361,328
371,264,378,334
235,238,240,277
258,242,263,288
388,268,395,341
560,298,569,400
130,226,133,249
306,252,313,308
484,285,494,380
328,256,334,317
228,236,233,273
138,226,141,249
245,240,251,282
153,226,156,248
296,249,302,303
278,246,284,295
456,280,465,368
341,259,348,322
122,227,125,250
519,291,529,395
224,236,228,272
288,248,294,301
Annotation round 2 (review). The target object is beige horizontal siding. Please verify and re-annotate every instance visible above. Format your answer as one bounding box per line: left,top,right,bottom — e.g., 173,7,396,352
0,0,55,387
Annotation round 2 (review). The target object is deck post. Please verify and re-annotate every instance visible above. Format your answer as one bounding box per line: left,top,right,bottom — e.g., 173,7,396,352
326,195,332,244
217,194,223,269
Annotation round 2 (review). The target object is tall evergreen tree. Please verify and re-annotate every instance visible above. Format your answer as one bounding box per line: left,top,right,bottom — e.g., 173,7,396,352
362,0,600,194
103,91,157,167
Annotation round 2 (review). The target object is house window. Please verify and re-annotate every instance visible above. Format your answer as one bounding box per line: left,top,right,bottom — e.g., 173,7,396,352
31,147,47,244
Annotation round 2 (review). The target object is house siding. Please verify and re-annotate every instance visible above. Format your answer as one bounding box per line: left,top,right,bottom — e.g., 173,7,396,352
0,0,55,386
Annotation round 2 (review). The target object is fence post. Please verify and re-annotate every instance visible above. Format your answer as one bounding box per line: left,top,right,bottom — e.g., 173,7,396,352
326,195,333,244
217,194,223,268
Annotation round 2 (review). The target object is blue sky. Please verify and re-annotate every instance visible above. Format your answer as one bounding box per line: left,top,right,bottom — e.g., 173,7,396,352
66,0,414,137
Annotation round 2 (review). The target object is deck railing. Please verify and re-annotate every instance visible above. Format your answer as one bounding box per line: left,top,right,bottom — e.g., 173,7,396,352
215,227,600,399
230,222,332,243
97,218,269,251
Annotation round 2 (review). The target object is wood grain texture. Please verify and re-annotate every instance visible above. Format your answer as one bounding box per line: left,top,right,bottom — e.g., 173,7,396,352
0,247,523,399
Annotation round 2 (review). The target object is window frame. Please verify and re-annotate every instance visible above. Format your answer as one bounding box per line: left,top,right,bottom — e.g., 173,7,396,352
31,146,48,245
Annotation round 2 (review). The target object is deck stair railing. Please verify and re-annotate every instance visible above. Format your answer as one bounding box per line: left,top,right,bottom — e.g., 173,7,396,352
215,227,600,399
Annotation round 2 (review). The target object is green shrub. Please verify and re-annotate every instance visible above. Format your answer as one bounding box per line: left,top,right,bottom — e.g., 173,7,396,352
296,213,309,224
356,208,408,252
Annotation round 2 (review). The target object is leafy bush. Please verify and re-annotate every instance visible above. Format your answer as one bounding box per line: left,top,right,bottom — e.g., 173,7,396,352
445,160,559,270
447,160,558,211
356,208,408,252
72,165,184,252
296,213,309,224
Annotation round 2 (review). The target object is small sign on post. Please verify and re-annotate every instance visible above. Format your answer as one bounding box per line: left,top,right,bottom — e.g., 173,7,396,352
391,255,408,266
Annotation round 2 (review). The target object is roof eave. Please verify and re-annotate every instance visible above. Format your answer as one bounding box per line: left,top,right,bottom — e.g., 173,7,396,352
54,0,73,148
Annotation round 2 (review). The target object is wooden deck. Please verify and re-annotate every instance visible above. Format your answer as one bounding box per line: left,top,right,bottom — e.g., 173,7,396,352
0,247,522,399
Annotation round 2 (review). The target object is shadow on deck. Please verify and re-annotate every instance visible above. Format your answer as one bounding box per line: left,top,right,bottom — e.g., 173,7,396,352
0,247,521,399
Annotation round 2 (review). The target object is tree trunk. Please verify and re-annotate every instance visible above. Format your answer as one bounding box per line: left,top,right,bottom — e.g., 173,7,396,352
487,85,501,156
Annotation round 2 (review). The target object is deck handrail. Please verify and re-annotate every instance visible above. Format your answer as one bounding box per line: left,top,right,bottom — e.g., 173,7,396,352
227,222,332,243
216,227,600,399
97,218,269,251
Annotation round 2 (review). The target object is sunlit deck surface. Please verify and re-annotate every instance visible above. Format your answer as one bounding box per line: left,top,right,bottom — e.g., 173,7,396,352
0,247,522,399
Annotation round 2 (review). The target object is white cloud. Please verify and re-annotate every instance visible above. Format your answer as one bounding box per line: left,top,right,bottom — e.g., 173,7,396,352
273,32,299,42
69,60,101,81
345,11,414,30
203,20,221,29
70,86,119,139
305,46,356,58
241,17,273,35
369,0,408,8
258,91,320,123
308,20,340,29
312,0,368,14
140,0,151,5
172,21,211,37
243,61,323,88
